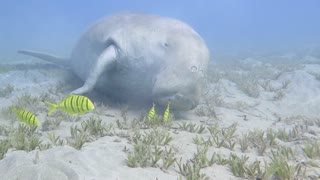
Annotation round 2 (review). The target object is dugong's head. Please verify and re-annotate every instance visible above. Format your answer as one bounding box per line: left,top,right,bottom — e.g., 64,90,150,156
151,23,209,110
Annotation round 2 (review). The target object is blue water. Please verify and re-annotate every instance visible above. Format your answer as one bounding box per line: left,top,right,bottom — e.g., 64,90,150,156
1,0,320,59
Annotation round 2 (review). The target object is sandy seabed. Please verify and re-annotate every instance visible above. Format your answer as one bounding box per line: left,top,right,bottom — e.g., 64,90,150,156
0,54,320,180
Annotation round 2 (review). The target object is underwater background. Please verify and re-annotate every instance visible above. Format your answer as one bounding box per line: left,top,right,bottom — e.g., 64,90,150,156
1,1,320,179
1,0,320,61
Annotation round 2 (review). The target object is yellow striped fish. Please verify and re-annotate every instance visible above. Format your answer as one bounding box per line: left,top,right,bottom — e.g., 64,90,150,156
163,101,171,123
148,103,156,121
12,108,39,126
45,95,95,116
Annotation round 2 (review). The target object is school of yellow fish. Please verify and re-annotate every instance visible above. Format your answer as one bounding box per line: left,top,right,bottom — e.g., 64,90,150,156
12,94,94,126
12,94,172,126
147,101,171,123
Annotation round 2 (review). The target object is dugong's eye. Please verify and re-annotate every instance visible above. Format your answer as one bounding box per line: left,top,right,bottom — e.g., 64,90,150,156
162,42,169,48
190,66,197,72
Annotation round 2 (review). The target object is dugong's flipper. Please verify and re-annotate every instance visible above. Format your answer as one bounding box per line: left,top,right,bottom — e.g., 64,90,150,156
71,45,117,94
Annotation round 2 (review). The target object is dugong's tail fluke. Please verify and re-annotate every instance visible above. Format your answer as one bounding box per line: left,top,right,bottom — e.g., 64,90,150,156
18,50,69,67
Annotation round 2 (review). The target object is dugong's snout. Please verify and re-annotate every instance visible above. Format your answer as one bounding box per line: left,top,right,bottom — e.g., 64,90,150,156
151,74,202,111
153,92,199,111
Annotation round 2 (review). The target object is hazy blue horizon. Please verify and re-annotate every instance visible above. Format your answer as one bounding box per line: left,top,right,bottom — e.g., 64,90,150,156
1,0,320,60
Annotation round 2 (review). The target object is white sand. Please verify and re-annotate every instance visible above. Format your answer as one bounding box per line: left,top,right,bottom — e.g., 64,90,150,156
0,55,320,179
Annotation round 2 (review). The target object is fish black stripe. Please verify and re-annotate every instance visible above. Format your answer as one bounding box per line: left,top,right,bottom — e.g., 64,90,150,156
72,96,79,113
79,96,84,112
26,112,30,124
149,110,154,116
67,97,71,112
28,112,33,123
64,98,68,112
148,106,155,120
26,112,32,123
75,96,80,113
74,96,77,112
85,98,89,111
21,111,26,121
30,115,35,125
21,111,25,118
33,116,36,125
68,96,74,112
70,96,76,113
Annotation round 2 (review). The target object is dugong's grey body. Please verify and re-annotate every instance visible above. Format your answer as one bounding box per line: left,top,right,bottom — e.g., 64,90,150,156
19,13,209,110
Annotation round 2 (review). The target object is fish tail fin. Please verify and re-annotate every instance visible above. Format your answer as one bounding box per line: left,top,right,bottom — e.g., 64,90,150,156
10,106,17,113
45,101,57,116
9,106,20,119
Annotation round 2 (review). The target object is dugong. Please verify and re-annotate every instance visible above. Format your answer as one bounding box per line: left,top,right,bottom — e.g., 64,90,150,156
19,13,209,110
